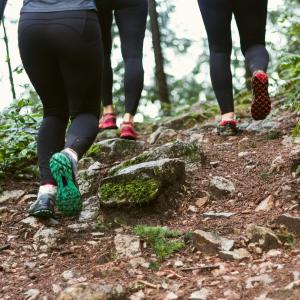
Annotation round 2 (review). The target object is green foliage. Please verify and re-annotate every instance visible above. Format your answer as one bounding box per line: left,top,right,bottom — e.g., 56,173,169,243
133,225,184,260
0,98,42,178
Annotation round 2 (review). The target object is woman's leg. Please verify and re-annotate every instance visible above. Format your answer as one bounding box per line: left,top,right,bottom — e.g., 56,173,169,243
198,0,234,117
115,0,148,118
234,0,271,120
18,15,69,186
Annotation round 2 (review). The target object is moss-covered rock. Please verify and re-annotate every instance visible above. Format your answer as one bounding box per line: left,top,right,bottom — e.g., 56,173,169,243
109,141,204,176
86,138,144,162
95,129,119,142
99,158,185,207
148,126,178,145
159,112,207,131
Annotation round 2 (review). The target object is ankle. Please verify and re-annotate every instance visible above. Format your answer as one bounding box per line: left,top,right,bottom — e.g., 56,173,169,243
63,148,78,163
123,113,134,123
38,184,57,196
103,105,115,115
221,112,235,121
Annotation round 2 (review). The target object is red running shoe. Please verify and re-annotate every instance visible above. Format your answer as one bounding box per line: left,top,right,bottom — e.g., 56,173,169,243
120,122,138,140
251,71,271,120
99,113,118,130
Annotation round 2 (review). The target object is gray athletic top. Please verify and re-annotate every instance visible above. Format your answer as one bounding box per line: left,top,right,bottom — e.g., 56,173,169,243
21,0,96,13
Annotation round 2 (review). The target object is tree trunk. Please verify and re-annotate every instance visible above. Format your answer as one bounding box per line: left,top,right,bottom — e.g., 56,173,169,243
2,17,16,100
148,0,170,103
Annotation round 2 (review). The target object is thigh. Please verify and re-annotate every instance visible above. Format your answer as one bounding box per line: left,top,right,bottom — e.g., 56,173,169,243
56,12,103,118
198,0,233,53
18,17,68,118
115,0,148,59
234,0,268,53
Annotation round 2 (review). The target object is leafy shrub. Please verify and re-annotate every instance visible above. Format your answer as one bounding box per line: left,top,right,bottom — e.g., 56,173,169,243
0,98,42,178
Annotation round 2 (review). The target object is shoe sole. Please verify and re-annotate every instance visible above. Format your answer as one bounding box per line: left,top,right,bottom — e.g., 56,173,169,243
120,134,137,140
99,126,118,130
251,73,271,120
50,153,82,217
29,209,54,219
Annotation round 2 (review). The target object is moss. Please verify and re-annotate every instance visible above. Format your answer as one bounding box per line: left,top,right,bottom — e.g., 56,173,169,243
86,143,102,158
99,178,160,205
133,225,184,260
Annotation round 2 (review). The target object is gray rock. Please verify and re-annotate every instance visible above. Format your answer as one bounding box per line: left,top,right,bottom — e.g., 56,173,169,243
114,234,141,258
255,195,274,212
275,214,300,236
161,112,207,131
220,248,252,261
130,290,145,300
33,227,59,251
95,129,119,142
62,270,74,281
148,126,178,145
0,190,25,204
209,176,235,198
269,155,285,173
129,257,149,269
192,230,234,255
245,274,274,289
109,141,203,176
246,120,280,132
290,145,300,171
245,224,281,250
99,159,185,207
189,288,210,300
21,217,40,228
57,283,125,300
203,211,236,219
165,291,179,300
77,156,95,171
24,289,40,300
87,138,144,161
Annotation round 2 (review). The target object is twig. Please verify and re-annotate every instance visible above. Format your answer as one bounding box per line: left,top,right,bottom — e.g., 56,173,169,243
137,280,159,289
179,265,219,272
164,269,184,279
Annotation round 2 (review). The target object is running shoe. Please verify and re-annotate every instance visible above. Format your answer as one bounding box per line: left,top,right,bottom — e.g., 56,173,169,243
49,152,82,216
217,119,238,136
28,193,55,219
120,122,138,140
250,71,271,120
99,113,118,130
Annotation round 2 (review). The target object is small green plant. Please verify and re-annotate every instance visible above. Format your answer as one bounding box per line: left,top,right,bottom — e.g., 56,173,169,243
259,172,272,180
133,225,184,261
148,261,160,271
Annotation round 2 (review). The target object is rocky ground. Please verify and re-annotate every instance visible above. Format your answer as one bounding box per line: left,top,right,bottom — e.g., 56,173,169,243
1,105,300,300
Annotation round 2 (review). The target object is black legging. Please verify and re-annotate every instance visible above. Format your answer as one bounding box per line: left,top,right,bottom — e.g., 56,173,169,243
96,0,148,115
198,0,269,114
18,10,103,185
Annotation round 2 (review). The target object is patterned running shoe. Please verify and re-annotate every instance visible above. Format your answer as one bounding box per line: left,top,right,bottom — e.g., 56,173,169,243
99,113,118,130
120,122,138,140
28,193,55,219
217,119,238,136
251,71,271,120
49,152,82,216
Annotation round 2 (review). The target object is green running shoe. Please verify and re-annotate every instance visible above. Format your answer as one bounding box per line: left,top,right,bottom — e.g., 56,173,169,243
49,152,82,216
217,119,239,136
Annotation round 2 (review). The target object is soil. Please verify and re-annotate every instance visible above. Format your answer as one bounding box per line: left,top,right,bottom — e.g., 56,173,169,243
0,108,300,300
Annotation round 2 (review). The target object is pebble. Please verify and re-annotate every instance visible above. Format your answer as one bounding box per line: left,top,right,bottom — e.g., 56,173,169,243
189,288,210,300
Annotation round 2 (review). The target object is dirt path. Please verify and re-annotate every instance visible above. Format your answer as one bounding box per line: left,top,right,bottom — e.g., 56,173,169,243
1,109,300,300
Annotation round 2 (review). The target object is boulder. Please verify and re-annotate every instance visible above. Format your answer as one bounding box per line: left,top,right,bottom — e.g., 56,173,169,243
109,141,204,176
275,214,300,236
57,283,125,300
0,190,25,204
148,126,178,145
87,138,144,162
192,230,234,255
209,176,235,198
99,159,185,207
245,224,281,250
